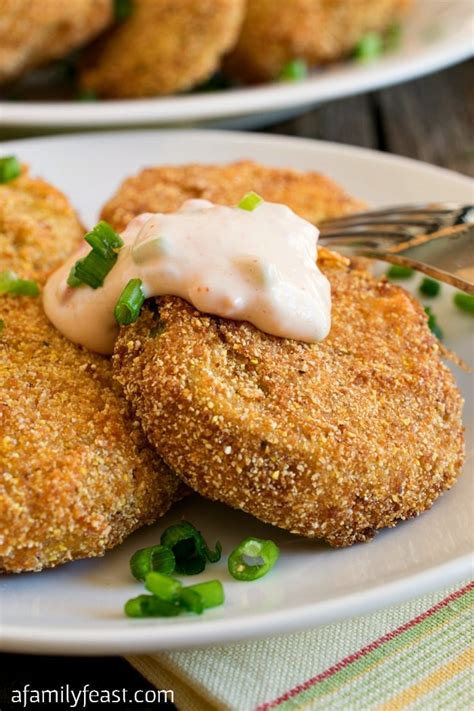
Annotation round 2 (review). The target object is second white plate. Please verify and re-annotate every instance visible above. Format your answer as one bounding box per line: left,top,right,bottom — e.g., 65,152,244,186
0,0,472,130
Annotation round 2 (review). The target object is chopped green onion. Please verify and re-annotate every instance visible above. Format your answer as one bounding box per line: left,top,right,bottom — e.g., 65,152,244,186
124,594,181,618
179,588,204,615
0,156,21,183
385,22,402,51
453,292,474,315
69,250,115,289
387,264,415,279
77,89,97,102
0,270,39,296
129,544,175,581
279,59,308,82
238,192,263,212
185,580,224,609
68,221,124,289
160,521,221,575
419,277,441,298
145,572,182,601
66,267,83,288
354,32,384,62
84,221,123,260
204,540,222,564
114,278,145,326
0,319,4,334
228,537,280,581
425,306,443,340
114,0,133,22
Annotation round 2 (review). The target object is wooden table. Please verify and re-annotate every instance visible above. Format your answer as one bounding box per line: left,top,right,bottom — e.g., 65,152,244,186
0,59,472,711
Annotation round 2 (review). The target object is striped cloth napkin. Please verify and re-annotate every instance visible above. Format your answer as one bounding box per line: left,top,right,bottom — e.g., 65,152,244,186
127,579,473,710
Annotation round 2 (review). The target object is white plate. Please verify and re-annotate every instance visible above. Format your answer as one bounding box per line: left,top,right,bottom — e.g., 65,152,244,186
0,130,473,655
0,0,473,130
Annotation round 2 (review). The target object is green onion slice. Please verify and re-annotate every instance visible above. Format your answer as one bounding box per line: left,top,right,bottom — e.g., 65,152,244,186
453,292,474,315
0,156,21,183
68,250,115,290
386,264,415,279
419,277,441,298
0,319,4,334
354,32,384,62
0,270,39,296
114,278,145,326
179,588,204,615
129,544,175,581
425,306,443,339
185,580,224,609
385,22,402,52
279,59,308,82
228,537,280,581
114,0,133,22
77,89,98,102
84,221,123,260
124,594,181,618
160,521,221,575
145,572,182,601
68,221,123,289
238,192,263,212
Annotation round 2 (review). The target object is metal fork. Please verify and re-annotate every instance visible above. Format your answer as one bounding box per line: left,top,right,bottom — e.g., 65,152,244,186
319,203,474,293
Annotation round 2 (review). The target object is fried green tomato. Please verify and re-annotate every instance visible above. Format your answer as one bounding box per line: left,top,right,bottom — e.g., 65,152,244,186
0,170,183,573
79,0,246,98
113,250,464,547
0,0,112,84
224,0,412,83
100,160,366,231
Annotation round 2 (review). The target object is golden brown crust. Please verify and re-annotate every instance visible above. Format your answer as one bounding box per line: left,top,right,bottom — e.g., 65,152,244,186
80,0,246,98
113,253,464,547
0,167,85,284
100,160,366,231
225,0,413,83
0,0,113,84
0,170,183,573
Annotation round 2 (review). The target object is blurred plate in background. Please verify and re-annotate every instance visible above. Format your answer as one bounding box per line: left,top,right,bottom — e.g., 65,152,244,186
0,0,472,131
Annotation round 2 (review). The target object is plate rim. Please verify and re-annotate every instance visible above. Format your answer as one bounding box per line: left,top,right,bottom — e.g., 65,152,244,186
1,554,472,655
0,129,472,655
0,13,472,128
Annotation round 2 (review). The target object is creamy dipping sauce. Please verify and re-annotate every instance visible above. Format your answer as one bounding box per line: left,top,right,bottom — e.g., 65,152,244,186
43,199,331,354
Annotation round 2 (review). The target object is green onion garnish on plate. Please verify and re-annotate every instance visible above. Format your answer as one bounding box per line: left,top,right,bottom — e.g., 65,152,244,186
184,580,224,609
386,264,415,279
124,594,181,618
0,319,4,334
425,306,443,339
238,192,263,212
114,278,146,326
179,588,204,615
228,537,280,581
279,59,308,82
419,277,441,297
160,521,221,575
114,0,133,22
354,32,384,62
129,544,175,581
0,156,21,183
385,22,402,52
145,572,182,601
453,292,474,315
77,89,98,102
0,270,39,296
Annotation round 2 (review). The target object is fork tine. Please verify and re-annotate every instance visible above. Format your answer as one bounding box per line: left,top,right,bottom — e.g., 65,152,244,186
322,203,473,227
